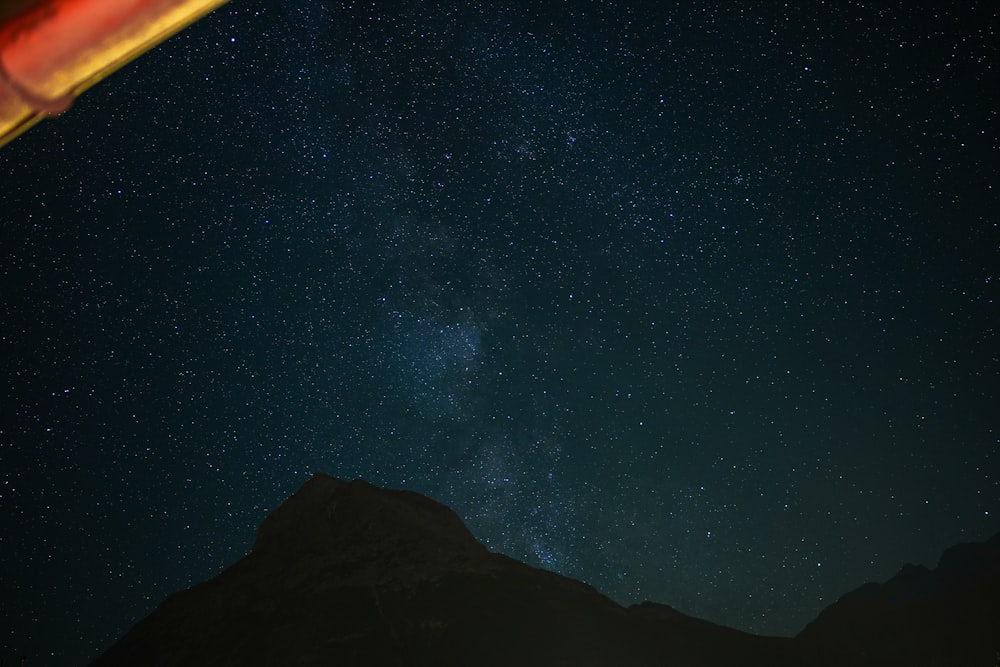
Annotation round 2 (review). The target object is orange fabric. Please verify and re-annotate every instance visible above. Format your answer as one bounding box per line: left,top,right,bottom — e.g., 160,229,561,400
0,0,227,148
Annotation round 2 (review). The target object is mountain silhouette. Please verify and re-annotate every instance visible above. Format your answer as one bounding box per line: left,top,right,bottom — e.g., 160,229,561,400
89,473,1000,666
796,529,1000,666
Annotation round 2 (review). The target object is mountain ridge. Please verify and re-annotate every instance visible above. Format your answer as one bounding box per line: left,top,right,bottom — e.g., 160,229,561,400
89,473,1000,666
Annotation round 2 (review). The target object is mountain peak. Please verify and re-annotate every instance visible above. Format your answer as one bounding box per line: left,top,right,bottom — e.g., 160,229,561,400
251,473,488,587
89,476,1000,667
797,530,1000,665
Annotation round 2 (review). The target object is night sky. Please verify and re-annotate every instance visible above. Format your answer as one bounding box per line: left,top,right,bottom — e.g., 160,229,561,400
2,2,998,664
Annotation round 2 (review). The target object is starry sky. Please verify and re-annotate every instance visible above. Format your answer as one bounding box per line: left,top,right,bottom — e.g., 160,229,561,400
1,1,998,664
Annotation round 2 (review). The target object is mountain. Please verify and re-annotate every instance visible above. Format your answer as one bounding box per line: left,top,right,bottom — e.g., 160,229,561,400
797,530,1000,667
89,474,999,667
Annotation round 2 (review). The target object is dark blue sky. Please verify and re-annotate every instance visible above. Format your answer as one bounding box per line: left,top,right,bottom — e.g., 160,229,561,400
2,2,997,665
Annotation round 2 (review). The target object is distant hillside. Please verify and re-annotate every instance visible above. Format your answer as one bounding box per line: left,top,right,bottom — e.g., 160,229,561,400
89,473,1000,666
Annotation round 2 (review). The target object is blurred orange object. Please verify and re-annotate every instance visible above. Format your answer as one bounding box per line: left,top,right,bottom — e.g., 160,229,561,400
0,0,227,148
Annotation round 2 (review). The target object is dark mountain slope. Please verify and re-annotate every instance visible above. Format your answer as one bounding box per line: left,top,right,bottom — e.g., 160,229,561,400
797,531,1000,667
89,474,997,666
